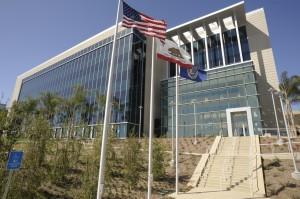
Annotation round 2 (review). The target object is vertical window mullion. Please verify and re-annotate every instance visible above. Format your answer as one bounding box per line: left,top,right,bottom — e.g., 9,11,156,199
97,46,106,123
119,36,126,123
125,34,133,123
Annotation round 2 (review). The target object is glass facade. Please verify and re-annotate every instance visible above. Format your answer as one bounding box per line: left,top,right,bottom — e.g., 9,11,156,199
193,38,207,70
16,17,255,139
239,26,251,61
177,26,250,74
223,28,240,65
162,25,256,137
161,62,262,137
18,29,146,137
208,33,223,68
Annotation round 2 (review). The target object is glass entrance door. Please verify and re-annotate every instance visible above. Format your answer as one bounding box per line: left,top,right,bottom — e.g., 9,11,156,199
231,111,249,136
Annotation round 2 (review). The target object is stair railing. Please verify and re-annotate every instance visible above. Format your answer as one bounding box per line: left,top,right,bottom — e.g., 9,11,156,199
221,154,227,190
219,138,224,190
202,154,214,188
229,137,238,187
215,136,224,155
248,136,254,197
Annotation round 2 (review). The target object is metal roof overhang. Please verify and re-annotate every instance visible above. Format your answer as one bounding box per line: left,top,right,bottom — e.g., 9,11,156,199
167,1,246,43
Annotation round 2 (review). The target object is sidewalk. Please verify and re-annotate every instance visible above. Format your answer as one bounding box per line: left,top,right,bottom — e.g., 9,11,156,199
169,189,269,199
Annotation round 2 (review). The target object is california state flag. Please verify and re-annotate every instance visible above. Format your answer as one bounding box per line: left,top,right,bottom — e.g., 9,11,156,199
156,39,193,69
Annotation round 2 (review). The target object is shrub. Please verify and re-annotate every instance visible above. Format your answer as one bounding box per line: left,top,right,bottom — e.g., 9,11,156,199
122,133,143,191
51,141,71,185
152,140,166,180
8,116,51,198
265,158,281,170
77,137,101,199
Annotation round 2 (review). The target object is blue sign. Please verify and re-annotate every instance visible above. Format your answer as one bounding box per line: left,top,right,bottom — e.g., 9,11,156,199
7,151,23,170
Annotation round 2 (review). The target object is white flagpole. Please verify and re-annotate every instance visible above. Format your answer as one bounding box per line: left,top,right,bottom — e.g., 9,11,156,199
175,63,179,195
175,33,182,195
147,37,155,199
96,0,121,198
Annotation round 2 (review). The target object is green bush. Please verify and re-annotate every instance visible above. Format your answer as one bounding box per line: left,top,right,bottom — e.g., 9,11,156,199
152,140,166,180
122,133,143,191
8,116,51,198
51,141,71,185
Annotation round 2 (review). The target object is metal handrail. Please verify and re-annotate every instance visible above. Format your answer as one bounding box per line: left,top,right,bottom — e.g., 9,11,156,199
230,137,238,187
249,136,253,197
202,155,214,188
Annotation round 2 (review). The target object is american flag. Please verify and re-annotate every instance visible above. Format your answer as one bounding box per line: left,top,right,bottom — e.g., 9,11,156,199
122,1,167,40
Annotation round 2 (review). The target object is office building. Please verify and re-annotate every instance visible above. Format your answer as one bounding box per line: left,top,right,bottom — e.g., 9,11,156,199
10,2,281,137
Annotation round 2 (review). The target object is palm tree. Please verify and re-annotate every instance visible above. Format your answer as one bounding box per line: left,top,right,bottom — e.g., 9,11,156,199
280,72,300,102
39,92,62,125
279,71,300,136
96,93,106,123
7,101,24,133
21,98,39,134
5,98,38,137
59,86,88,138
21,97,38,116
0,108,7,136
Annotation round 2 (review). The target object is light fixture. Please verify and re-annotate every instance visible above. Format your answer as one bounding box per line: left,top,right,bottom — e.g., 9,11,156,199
171,35,182,45
208,22,219,34
195,26,206,38
223,16,235,30
183,31,194,42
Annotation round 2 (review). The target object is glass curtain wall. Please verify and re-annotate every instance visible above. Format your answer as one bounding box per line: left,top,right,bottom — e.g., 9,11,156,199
193,39,207,70
18,29,146,137
239,26,251,61
127,35,146,134
161,62,262,137
181,38,207,70
208,34,223,68
223,28,240,64
170,26,250,74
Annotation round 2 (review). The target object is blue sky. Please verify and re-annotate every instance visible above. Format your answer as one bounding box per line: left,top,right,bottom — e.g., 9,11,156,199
0,0,299,104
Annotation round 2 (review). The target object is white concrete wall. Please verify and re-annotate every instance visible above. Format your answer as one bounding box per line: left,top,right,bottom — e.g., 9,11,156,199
143,38,168,136
246,8,284,128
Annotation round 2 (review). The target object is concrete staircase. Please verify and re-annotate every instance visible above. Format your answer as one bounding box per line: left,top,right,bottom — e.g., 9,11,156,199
198,137,253,193
172,136,266,199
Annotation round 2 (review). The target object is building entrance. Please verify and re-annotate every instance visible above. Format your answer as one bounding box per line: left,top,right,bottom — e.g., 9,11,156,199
226,107,254,137
231,111,249,136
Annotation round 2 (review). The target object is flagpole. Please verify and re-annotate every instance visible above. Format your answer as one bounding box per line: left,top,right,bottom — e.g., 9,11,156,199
96,0,121,198
175,63,179,195
147,36,155,199
175,34,181,195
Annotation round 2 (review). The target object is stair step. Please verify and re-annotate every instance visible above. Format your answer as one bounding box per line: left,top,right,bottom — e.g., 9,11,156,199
197,136,259,195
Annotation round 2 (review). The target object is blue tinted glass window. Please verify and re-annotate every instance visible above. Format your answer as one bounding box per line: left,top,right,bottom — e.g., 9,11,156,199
223,28,240,64
239,26,251,61
208,34,223,68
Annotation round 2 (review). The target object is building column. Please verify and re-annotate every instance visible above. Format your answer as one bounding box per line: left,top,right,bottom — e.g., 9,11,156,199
218,19,226,66
234,14,243,62
166,61,169,78
204,26,210,69
190,30,195,65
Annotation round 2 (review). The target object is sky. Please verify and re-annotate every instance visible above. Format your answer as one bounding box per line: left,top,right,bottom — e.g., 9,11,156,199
0,0,299,105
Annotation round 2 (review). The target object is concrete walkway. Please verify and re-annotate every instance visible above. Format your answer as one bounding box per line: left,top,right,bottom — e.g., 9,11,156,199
169,190,269,199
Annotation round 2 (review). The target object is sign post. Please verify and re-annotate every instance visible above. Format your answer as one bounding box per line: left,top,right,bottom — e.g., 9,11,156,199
2,151,23,199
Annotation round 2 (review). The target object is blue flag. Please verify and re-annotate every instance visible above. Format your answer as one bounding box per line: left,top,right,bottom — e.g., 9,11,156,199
180,65,207,82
